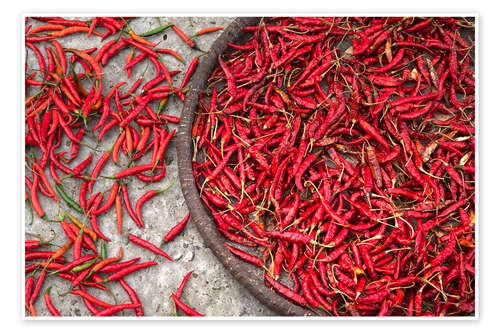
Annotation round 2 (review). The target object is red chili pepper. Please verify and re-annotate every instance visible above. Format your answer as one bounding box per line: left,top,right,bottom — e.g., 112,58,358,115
179,56,199,89
113,193,123,235
101,38,128,66
58,254,98,273
52,26,103,38
162,212,190,243
118,279,144,316
116,184,140,229
94,303,141,316
43,287,61,316
29,24,65,34
26,42,46,80
30,174,44,218
357,118,390,151
111,163,156,179
134,184,172,228
264,274,307,306
128,233,172,261
194,26,223,36
29,270,47,305
101,261,158,283
128,29,158,48
170,24,195,48
32,163,59,202
175,270,194,300
94,40,115,64
25,275,34,311
119,94,151,127
153,129,176,167
26,35,56,43
171,293,203,316
29,302,37,316
157,48,184,63
218,55,237,97
224,243,262,267
263,231,312,244
93,182,119,215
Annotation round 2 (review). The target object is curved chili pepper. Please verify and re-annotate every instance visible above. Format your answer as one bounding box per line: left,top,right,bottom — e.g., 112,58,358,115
98,258,141,274
224,243,262,267
93,182,120,215
170,294,203,316
72,288,113,308
128,233,172,261
134,184,172,228
93,303,141,316
218,55,237,97
162,212,190,243
101,261,158,283
118,279,144,316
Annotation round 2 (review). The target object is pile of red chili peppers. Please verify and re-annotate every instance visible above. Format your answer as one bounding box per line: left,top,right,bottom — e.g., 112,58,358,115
193,17,475,316
24,16,223,316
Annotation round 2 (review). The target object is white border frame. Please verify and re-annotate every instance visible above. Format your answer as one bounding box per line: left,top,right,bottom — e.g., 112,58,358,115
20,12,479,321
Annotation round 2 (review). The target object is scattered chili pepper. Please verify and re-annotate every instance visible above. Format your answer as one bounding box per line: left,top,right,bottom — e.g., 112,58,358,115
135,184,173,228
194,26,223,36
162,212,190,243
94,303,141,316
171,293,204,316
128,233,173,261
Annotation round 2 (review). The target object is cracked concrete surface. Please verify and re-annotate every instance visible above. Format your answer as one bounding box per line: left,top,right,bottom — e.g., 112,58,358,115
25,16,275,317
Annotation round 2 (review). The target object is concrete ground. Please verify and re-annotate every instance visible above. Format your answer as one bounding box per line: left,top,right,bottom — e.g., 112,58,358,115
25,16,276,317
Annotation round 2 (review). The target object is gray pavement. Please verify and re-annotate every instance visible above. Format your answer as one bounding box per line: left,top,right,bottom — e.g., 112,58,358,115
25,16,275,317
